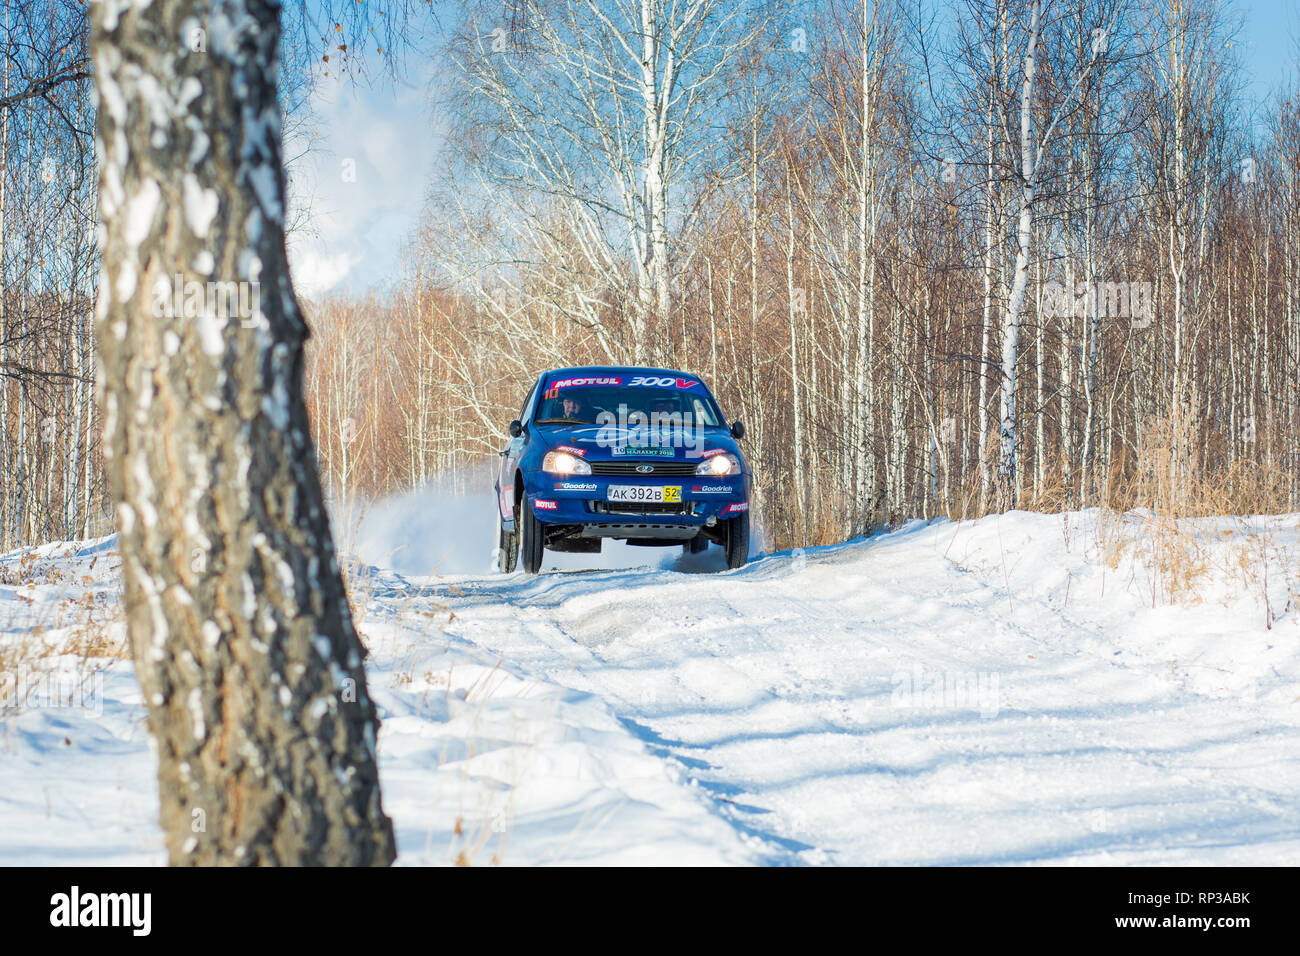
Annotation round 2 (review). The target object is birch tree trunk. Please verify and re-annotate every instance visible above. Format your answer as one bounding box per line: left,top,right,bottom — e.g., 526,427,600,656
998,0,1043,506
853,0,884,531
977,0,1006,513
91,0,395,865
641,0,672,347
785,173,806,535
978,114,995,511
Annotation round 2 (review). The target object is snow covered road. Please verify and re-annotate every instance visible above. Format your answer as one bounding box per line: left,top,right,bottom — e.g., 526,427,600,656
370,511,1300,865
3,509,1298,864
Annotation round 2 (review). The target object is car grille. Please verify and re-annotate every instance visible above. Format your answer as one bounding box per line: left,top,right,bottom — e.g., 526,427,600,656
590,461,699,476
589,501,695,516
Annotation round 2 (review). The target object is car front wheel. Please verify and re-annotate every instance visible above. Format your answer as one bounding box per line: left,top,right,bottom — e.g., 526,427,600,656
517,496,545,574
723,511,749,570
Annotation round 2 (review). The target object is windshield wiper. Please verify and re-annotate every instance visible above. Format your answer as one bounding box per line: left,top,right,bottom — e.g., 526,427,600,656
534,417,589,425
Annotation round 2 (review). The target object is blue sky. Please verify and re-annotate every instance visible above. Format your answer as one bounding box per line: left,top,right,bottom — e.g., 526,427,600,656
1237,0,1300,102
286,0,1300,298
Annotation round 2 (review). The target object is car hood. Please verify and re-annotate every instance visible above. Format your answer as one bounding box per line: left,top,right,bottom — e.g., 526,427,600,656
537,424,742,463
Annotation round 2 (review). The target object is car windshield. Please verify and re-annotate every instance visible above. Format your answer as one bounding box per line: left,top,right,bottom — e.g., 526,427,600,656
534,380,725,428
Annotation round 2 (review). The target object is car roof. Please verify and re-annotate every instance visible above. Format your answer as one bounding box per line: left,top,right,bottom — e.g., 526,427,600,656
542,365,703,381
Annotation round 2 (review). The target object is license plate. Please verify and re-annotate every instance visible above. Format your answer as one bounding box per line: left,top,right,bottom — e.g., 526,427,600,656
607,485,681,503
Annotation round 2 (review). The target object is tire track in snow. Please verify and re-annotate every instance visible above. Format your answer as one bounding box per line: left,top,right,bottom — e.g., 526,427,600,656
384,517,1300,865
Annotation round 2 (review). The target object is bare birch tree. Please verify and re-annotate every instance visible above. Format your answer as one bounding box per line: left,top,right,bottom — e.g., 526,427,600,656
440,0,768,364
91,0,395,864
994,0,1118,504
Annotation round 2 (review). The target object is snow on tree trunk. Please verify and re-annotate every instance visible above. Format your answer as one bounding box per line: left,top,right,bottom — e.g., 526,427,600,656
90,0,396,865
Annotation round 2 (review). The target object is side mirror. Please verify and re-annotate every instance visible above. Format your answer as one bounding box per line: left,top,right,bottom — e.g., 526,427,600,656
509,420,523,438
730,420,745,439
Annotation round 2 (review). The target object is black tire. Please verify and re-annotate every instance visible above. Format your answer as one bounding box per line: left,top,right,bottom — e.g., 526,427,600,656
683,534,708,555
723,511,749,570
498,519,517,573
517,496,545,574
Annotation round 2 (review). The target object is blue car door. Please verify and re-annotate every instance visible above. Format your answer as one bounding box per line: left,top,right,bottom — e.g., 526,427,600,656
498,378,540,523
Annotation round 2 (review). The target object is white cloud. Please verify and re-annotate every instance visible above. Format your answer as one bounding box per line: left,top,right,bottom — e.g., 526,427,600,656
289,247,366,299
285,61,443,297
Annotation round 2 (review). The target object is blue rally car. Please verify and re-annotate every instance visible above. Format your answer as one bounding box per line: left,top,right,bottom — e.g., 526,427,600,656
494,366,751,573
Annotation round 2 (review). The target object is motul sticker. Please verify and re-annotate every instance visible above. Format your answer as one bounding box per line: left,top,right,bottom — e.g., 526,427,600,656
701,447,727,458
534,499,558,510
723,502,749,514
549,376,622,390
555,444,586,457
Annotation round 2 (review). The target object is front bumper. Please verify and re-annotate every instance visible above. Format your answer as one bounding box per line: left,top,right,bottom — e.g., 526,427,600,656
525,472,748,537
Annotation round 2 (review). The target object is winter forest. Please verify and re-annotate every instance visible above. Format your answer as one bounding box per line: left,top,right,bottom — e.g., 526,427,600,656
6,0,1300,555
2,0,1300,874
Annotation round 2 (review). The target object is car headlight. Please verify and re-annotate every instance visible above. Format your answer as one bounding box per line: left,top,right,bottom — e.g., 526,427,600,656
542,450,592,475
695,453,740,476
